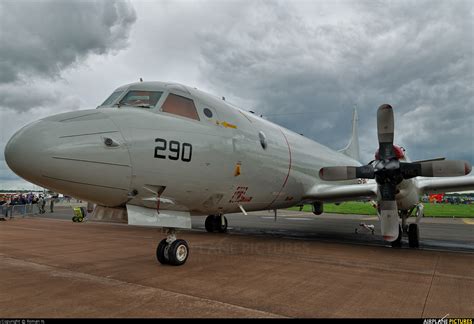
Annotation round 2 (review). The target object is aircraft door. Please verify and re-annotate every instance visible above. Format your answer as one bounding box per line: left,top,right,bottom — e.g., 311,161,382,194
228,110,294,211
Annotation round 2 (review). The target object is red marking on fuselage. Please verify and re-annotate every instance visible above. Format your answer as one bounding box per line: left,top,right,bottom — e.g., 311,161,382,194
229,186,253,203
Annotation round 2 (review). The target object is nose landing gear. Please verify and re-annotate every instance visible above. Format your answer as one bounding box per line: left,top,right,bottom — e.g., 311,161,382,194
156,228,189,266
408,223,419,248
391,204,423,248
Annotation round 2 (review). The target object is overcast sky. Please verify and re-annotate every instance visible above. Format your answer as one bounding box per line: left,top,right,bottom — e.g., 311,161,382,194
0,0,473,190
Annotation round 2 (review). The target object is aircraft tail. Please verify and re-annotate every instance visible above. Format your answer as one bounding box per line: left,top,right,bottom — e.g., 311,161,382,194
338,108,360,162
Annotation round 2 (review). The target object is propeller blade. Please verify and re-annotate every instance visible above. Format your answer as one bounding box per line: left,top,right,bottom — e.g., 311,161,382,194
379,182,397,200
378,200,399,242
319,165,375,181
319,166,357,181
419,160,472,177
399,162,422,179
377,182,399,241
401,160,472,178
377,104,395,160
356,165,376,178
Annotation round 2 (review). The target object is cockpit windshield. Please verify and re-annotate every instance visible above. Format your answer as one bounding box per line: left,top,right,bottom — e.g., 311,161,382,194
100,91,124,106
118,90,163,108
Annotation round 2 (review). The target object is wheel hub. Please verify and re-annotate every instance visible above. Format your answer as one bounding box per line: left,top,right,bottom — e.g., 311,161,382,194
176,244,188,262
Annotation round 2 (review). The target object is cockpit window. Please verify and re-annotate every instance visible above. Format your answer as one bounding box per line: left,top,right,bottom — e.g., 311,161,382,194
119,90,163,108
100,91,124,106
161,93,200,121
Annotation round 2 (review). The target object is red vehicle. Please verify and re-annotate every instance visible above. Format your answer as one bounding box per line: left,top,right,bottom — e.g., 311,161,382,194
429,194,445,203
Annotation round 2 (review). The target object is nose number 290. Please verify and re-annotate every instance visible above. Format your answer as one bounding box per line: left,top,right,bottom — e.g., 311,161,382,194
154,138,192,162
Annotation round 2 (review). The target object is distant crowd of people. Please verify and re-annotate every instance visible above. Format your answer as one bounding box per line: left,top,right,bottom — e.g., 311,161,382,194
0,193,61,214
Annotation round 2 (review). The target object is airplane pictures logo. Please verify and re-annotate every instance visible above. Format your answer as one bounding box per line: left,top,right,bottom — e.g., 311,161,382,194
423,318,472,324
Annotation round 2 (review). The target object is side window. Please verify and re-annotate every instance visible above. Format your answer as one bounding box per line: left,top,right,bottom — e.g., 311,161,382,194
161,94,200,121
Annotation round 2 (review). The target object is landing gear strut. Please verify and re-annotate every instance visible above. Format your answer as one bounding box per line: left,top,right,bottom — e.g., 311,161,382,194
391,225,403,248
205,215,228,233
408,223,419,248
408,204,423,248
156,228,189,266
391,204,422,248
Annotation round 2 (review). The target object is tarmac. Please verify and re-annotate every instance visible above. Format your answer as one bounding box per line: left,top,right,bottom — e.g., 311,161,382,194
0,207,473,318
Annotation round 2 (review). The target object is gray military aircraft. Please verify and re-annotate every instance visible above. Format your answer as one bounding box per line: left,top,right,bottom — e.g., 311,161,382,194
5,81,474,266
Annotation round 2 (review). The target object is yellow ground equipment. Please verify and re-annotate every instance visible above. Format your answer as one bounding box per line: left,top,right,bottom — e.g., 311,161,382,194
72,207,87,222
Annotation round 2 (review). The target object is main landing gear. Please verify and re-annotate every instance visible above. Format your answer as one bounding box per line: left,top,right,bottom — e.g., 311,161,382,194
205,214,228,233
156,228,189,266
391,204,423,248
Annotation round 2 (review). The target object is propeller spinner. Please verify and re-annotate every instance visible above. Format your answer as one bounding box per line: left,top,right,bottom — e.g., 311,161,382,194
319,104,472,242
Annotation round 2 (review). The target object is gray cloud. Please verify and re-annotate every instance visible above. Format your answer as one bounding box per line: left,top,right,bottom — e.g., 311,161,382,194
1,0,473,189
0,0,136,84
0,0,136,189
196,0,474,163
0,82,64,112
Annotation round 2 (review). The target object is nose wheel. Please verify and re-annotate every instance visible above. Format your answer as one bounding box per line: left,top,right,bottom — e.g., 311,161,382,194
205,215,228,233
390,216,420,248
156,228,189,266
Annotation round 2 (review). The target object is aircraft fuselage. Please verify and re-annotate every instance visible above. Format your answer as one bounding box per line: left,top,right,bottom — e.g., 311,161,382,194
5,82,360,215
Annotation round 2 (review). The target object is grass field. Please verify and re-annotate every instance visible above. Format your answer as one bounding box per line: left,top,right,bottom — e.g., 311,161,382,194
288,202,474,217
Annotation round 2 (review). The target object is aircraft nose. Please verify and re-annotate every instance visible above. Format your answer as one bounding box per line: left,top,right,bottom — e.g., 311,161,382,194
4,110,132,206
5,120,48,185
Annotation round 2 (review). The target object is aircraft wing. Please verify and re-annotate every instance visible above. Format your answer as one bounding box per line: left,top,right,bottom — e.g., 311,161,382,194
303,182,377,203
416,175,474,194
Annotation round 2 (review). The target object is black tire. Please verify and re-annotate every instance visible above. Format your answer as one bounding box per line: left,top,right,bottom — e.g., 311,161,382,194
217,216,228,233
391,225,403,248
408,223,419,248
167,239,189,266
72,216,77,222
205,215,215,232
156,239,169,264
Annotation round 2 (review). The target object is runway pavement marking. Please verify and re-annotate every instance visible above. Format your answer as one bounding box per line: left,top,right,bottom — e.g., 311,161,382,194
261,216,313,221
462,218,474,225
361,217,378,221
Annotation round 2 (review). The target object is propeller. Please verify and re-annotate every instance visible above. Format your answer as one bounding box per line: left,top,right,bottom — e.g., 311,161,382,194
319,104,472,242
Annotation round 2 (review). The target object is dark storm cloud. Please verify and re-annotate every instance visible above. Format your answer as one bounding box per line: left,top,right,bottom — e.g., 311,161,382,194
0,0,136,85
197,0,473,163
0,0,136,189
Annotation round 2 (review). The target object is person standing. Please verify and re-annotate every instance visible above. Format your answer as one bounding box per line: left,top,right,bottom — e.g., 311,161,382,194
50,197,55,213
38,195,45,214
